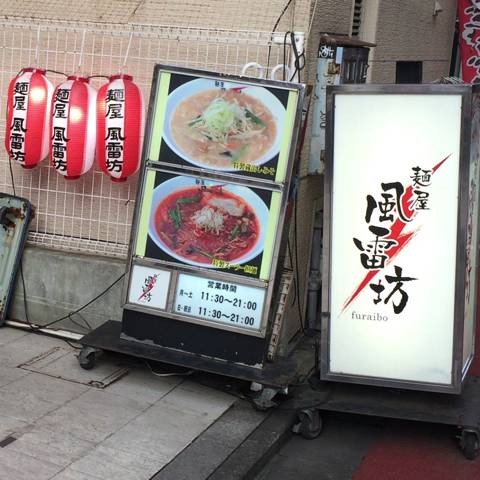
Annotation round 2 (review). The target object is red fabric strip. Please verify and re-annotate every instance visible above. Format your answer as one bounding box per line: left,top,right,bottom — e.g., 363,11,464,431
24,71,48,167
96,82,108,176
122,78,142,179
66,80,89,178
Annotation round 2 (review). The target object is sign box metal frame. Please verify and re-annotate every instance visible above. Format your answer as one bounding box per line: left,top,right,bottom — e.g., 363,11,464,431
321,84,480,394
121,64,304,360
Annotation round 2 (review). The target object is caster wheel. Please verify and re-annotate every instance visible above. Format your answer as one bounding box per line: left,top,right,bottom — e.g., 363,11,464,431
460,430,480,460
293,409,323,440
78,346,101,370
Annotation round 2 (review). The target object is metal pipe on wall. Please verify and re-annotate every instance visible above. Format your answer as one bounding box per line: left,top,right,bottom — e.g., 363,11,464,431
306,210,323,330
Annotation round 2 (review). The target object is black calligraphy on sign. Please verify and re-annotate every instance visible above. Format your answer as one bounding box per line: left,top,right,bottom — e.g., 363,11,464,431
53,89,70,119
369,265,417,314
55,88,70,104
51,126,68,172
410,166,432,210
9,80,30,164
353,226,397,270
106,103,123,118
104,87,125,173
13,95,26,110
51,89,71,171
14,82,29,95
11,118,26,133
105,127,125,142
106,89,124,102
352,166,435,314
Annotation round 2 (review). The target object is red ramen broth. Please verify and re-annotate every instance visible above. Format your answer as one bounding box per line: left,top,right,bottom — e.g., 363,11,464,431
154,186,259,264
170,88,276,168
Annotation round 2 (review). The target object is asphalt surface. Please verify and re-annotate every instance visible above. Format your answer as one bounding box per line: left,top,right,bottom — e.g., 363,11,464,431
255,413,480,480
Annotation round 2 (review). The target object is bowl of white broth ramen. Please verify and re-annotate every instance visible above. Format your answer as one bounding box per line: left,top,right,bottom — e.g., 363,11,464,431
163,79,285,171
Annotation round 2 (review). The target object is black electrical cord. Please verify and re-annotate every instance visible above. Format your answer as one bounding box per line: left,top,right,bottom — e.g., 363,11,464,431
66,312,92,333
45,69,68,77
33,273,125,330
293,193,304,331
7,158,124,346
289,32,305,82
286,89,313,332
282,31,305,83
287,238,297,306
283,31,290,81
75,311,93,330
266,0,295,75
87,74,110,80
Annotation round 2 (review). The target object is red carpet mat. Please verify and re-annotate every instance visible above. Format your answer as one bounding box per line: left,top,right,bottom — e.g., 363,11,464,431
352,422,480,480
351,280,480,480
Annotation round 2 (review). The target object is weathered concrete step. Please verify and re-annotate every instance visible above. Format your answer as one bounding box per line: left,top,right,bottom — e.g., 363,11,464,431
152,400,295,480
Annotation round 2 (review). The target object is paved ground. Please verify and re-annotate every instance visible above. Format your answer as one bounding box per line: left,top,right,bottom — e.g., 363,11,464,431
257,326,480,480
2,325,480,480
0,326,237,480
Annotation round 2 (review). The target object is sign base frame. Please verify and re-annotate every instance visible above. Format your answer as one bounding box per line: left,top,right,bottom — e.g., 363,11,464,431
78,320,315,389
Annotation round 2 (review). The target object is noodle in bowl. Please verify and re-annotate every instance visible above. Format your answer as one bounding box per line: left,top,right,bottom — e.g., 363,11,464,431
148,176,269,268
163,79,285,171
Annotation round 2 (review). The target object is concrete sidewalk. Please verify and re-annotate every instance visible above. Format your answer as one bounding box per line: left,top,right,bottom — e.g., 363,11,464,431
4,326,479,480
0,326,246,480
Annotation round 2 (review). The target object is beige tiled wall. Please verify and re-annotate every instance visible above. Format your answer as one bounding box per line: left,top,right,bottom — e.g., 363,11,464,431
364,0,456,83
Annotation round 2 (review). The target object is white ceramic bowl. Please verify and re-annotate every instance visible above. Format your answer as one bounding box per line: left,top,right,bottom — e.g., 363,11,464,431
148,175,269,268
162,78,285,171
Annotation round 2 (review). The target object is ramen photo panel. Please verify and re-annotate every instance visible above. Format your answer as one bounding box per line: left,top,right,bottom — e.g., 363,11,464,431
148,71,299,184
134,169,282,281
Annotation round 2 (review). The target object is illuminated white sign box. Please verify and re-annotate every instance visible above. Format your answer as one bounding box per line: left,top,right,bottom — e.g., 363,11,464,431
321,84,480,394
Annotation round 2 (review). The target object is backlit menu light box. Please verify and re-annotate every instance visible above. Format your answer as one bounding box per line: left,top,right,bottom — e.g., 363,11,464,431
125,64,303,336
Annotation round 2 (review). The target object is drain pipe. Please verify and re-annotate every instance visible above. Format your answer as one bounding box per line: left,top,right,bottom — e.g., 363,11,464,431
306,210,323,331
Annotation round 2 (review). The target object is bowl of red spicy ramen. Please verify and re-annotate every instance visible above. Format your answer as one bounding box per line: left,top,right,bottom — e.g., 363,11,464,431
148,176,269,268
163,78,286,171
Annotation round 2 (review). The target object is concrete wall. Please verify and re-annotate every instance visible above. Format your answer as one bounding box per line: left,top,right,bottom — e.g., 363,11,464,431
362,0,457,83
9,246,125,334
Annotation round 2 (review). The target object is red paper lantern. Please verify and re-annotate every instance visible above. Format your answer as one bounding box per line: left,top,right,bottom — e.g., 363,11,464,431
50,76,96,180
5,68,53,168
96,74,144,182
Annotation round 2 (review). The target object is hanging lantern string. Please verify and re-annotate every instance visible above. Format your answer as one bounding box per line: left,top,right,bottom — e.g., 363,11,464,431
87,74,109,79
34,25,41,67
76,28,87,76
120,31,134,74
33,25,68,76
46,69,68,77
33,24,69,77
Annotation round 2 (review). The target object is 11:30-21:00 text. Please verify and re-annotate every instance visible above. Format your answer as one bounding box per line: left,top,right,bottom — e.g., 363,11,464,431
197,307,256,326
200,291,258,310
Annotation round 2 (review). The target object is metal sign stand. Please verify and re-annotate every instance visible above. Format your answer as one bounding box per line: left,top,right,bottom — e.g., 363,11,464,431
289,376,480,460
78,65,314,399
78,320,315,389
288,83,480,460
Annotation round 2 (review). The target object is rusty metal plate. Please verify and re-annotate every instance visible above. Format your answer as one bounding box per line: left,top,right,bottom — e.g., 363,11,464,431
0,193,32,326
